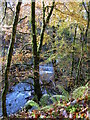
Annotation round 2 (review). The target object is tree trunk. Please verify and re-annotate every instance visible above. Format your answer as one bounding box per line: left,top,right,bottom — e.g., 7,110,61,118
76,29,83,85
31,0,55,101
2,2,21,117
52,26,59,84
34,55,42,101
71,25,77,77
83,1,90,44
31,1,42,101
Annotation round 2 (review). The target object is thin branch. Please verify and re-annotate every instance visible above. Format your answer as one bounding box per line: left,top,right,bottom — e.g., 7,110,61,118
38,1,55,55
19,43,32,53
1,2,15,24
82,2,88,13
55,7,75,17
45,1,55,24
55,7,65,14
17,31,31,34
84,1,90,43
63,3,71,13
1,1,7,23
18,16,27,23
43,1,45,25
7,7,14,15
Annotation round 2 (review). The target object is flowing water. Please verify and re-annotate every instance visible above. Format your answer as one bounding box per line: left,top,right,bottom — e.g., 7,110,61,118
0,63,54,116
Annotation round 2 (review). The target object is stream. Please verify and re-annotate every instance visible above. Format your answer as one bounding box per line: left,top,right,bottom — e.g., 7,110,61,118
0,63,54,116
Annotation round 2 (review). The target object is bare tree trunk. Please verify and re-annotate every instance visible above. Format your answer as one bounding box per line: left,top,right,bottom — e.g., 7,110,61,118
31,0,55,101
52,26,59,84
83,1,90,44
71,25,77,77
31,1,42,101
86,1,90,83
2,1,21,117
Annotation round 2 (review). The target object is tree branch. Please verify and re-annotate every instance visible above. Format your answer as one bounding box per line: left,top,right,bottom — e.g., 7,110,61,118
43,1,45,25
19,43,32,53
45,1,55,25
63,3,71,13
55,7,65,14
7,7,14,15
18,16,27,23
1,1,7,23
82,2,88,13
84,1,90,44
38,1,55,55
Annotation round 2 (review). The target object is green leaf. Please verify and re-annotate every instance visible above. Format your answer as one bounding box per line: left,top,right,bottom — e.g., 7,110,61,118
40,94,50,106
41,105,53,111
72,85,88,99
25,100,39,109
50,95,67,102
56,85,69,101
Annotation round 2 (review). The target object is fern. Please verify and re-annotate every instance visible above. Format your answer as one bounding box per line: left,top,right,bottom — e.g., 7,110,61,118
25,100,39,111
41,105,53,111
39,94,50,106
72,85,88,99
56,85,69,99
50,95,68,102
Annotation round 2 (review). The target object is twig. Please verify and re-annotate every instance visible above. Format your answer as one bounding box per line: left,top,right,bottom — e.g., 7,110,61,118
55,7,65,14
82,2,88,13
63,3,71,13
18,16,27,23
38,1,55,55
19,43,32,53
1,1,7,23
7,7,14,15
